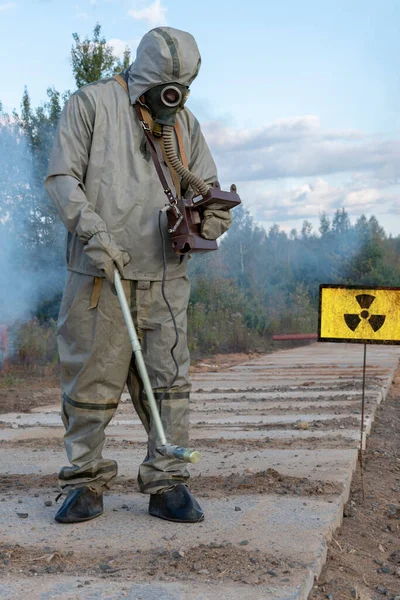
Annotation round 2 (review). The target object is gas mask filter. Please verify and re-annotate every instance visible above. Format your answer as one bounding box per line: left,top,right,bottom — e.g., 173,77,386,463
143,83,189,129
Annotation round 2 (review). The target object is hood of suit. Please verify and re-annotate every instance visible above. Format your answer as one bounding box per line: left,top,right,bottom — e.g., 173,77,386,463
126,27,202,103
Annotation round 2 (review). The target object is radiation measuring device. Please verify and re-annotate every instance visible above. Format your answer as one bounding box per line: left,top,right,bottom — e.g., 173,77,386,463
318,284,400,497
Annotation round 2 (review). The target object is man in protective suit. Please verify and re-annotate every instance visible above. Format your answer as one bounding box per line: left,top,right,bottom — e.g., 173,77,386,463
45,27,231,523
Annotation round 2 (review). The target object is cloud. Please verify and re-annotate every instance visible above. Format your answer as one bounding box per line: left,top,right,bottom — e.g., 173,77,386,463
198,113,400,233
204,116,363,153
0,2,16,11
233,174,400,238
249,178,396,223
107,37,139,59
128,0,167,27
202,116,400,184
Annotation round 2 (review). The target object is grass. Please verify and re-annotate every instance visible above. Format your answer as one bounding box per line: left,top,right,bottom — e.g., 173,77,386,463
0,373,25,388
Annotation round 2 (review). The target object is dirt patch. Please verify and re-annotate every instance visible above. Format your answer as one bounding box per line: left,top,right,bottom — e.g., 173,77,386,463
192,393,366,404
0,437,64,450
196,404,361,415
190,436,358,451
189,468,342,498
0,541,299,586
0,387,59,414
311,371,400,600
192,416,360,431
112,468,342,498
195,381,384,394
190,353,265,373
0,434,358,452
0,473,59,495
0,367,59,414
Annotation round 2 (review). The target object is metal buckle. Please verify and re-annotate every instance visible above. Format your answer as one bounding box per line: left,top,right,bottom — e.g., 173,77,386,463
141,121,151,132
168,203,183,233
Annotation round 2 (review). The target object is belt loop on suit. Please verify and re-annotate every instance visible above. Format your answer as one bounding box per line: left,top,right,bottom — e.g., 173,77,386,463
87,277,103,310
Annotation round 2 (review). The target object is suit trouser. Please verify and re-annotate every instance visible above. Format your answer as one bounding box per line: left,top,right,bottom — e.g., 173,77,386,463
57,271,191,494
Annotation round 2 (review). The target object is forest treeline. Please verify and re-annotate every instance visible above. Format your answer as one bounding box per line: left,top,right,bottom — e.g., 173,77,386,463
1,25,399,365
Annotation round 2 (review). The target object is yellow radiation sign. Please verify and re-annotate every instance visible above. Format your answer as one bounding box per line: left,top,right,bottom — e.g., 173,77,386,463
319,285,400,344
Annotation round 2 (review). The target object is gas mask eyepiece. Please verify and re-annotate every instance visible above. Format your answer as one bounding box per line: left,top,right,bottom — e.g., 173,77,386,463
143,83,189,127
161,85,183,107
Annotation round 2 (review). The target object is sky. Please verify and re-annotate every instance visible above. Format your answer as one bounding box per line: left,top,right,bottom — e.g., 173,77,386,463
0,0,399,236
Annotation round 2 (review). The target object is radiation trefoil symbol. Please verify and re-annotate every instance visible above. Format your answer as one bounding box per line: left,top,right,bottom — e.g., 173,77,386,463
344,294,386,333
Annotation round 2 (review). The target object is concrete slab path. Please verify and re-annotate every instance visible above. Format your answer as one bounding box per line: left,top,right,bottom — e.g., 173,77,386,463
0,342,398,599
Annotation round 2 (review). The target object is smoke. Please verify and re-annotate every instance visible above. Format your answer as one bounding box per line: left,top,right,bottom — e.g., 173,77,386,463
0,111,66,327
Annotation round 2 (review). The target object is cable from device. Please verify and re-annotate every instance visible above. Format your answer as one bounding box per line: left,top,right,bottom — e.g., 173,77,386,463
157,208,180,406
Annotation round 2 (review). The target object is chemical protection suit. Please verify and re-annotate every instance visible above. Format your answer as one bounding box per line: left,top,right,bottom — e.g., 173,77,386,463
45,27,230,498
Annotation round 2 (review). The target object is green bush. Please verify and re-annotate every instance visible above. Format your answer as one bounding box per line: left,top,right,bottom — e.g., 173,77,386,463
16,318,58,367
188,277,272,357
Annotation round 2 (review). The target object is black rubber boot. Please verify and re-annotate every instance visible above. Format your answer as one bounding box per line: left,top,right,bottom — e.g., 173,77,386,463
149,484,204,523
55,487,104,523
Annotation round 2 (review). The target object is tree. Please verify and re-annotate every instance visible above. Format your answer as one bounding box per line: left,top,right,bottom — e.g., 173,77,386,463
71,23,131,89
319,212,331,237
301,220,313,240
12,87,66,262
219,205,267,289
0,23,133,323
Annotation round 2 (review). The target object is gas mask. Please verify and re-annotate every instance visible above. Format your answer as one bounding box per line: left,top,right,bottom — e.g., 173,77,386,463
143,83,189,129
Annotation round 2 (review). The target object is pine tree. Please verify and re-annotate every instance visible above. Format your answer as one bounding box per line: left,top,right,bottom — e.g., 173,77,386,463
71,23,131,88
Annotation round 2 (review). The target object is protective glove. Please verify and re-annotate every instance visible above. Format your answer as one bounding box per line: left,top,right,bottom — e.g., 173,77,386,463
83,231,131,285
200,204,232,240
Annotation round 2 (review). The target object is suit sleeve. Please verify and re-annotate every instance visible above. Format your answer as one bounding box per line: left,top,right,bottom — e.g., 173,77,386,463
45,92,108,242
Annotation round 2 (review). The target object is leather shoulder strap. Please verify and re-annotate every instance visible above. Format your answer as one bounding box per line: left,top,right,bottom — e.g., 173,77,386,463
135,103,178,207
113,74,129,93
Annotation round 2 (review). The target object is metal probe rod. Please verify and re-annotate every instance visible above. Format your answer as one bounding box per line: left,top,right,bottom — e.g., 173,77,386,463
114,270,167,447
114,270,200,464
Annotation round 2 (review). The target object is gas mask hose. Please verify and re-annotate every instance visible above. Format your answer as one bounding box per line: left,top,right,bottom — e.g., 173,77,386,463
162,125,209,196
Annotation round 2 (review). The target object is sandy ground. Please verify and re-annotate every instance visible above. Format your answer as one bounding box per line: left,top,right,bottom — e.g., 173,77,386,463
310,374,400,600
